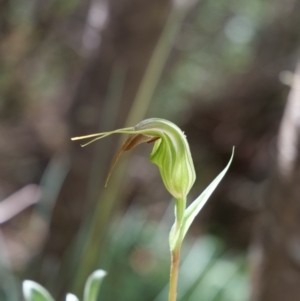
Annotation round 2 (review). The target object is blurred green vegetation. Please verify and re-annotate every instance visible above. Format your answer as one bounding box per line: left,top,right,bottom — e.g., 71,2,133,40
100,205,249,301
152,0,275,118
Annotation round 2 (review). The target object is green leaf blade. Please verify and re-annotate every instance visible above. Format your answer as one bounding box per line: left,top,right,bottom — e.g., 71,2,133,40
23,280,55,301
66,293,80,301
181,148,234,240
83,270,107,301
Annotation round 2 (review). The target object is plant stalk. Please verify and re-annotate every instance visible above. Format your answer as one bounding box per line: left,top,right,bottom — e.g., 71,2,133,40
169,246,181,301
169,197,185,301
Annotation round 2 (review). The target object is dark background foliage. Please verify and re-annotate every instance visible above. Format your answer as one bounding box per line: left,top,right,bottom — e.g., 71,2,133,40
0,0,300,300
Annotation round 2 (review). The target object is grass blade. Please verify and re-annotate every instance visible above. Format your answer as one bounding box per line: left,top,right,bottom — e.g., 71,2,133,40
23,280,55,301
83,270,107,301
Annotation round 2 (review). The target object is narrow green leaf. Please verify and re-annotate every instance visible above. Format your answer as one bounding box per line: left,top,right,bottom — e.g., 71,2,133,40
83,270,107,301
169,222,178,251
181,148,234,240
66,293,80,301
23,280,55,301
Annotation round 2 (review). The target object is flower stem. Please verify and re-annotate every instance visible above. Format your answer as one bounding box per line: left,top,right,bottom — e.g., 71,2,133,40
169,246,181,301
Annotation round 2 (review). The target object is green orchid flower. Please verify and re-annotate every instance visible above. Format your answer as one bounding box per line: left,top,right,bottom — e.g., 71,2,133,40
72,118,233,301
72,118,196,200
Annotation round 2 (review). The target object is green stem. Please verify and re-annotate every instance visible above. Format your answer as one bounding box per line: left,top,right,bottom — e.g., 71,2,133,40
174,197,185,232
169,246,182,301
169,197,186,301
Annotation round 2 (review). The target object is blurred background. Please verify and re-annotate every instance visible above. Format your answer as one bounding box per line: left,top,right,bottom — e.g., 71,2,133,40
1,0,300,300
